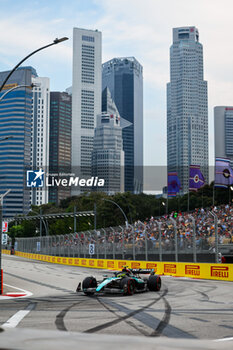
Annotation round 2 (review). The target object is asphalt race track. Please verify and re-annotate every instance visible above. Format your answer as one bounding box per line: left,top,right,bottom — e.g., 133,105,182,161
0,254,233,349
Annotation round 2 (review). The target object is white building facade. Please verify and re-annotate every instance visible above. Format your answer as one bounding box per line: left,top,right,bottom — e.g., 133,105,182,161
167,27,208,192
31,76,50,205
214,106,233,164
72,28,102,194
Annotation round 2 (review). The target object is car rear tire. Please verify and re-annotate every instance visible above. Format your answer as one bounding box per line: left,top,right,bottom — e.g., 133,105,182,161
120,277,135,295
147,275,161,291
82,276,97,295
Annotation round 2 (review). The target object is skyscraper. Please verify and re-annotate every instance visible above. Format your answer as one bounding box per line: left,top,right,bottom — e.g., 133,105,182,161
31,76,50,206
92,112,124,194
102,57,143,193
214,106,233,164
0,66,36,217
167,27,208,193
92,87,128,194
49,92,72,205
72,27,102,194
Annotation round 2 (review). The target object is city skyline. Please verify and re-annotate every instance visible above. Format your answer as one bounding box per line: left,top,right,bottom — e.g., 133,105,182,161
0,0,233,170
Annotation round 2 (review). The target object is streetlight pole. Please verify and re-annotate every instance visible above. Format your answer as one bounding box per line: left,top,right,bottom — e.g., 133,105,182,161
209,211,219,263
0,189,11,294
0,37,68,92
170,217,178,262
138,220,148,261
0,83,36,103
101,198,129,228
155,219,162,261
189,215,197,263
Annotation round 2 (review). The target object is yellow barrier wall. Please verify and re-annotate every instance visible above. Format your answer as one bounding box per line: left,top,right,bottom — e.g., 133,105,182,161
8,251,233,282
2,249,10,255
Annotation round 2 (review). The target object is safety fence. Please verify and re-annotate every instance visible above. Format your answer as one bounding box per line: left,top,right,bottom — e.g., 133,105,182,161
11,211,231,263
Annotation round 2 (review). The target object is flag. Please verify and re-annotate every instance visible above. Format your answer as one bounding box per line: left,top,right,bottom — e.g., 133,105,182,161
215,157,233,188
167,172,181,197
189,165,205,191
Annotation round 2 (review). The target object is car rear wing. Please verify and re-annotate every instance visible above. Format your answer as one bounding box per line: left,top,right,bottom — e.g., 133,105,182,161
131,269,155,275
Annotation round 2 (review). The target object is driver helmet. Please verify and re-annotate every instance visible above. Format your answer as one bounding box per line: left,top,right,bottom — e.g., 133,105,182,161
122,267,131,275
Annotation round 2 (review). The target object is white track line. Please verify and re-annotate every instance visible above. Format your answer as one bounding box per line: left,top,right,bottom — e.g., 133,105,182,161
2,309,31,328
3,283,33,296
214,337,233,342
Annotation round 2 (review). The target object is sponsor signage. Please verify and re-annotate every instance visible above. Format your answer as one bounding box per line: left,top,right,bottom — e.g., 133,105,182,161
107,261,115,269
118,261,127,269
211,266,229,278
2,221,8,233
97,260,104,268
11,254,233,282
131,262,141,269
185,265,200,276
146,263,157,271
164,264,177,274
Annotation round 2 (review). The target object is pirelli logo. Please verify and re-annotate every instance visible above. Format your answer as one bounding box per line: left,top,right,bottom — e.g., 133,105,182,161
118,261,128,268
107,261,115,269
185,265,200,276
211,266,229,278
97,260,104,268
146,263,157,271
89,260,95,267
164,264,176,274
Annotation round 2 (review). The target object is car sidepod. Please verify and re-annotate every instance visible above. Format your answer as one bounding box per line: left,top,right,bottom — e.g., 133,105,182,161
96,277,116,292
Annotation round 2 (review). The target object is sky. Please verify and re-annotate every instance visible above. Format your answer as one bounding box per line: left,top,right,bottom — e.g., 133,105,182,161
0,0,233,169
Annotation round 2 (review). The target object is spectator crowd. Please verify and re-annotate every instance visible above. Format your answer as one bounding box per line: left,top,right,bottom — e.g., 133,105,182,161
48,204,233,256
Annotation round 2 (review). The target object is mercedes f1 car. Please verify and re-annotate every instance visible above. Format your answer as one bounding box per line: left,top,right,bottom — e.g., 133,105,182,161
77,267,161,296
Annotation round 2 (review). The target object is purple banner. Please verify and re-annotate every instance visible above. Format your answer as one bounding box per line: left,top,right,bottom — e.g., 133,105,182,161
167,172,181,197
215,157,233,188
189,165,205,191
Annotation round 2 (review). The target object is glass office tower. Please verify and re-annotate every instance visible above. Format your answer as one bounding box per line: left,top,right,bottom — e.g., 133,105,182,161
167,27,208,193
49,92,72,205
0,66,36,217
102,57,143,193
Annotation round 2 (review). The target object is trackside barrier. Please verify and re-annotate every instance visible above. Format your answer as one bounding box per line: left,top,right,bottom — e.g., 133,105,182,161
0,269,3,294
2,249,10,255
12,251,233,282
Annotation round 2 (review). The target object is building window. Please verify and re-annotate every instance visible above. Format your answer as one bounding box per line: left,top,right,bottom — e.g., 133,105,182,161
82,35,95,42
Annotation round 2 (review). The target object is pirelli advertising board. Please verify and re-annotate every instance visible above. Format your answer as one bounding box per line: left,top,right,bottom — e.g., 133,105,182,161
10,251,233,281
